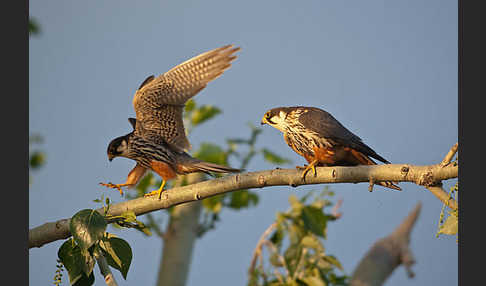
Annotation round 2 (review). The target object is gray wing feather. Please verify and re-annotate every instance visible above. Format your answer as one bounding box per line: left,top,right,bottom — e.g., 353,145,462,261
132,45,239,150
135,105,190,152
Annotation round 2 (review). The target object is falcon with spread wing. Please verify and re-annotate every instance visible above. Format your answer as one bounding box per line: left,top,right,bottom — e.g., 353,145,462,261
101,45,241,199
261,106,401,191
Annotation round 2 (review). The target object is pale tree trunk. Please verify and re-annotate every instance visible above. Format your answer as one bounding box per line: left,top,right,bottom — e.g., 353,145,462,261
350,202,422,286
156,173,204,286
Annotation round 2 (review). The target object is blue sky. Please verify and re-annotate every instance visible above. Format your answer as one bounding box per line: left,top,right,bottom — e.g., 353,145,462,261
29,1,457,285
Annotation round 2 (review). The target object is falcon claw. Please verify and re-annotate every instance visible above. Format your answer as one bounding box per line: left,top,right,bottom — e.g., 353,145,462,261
100,182,124,196
144,179,167,200
143,191,158,197
299,161,318,181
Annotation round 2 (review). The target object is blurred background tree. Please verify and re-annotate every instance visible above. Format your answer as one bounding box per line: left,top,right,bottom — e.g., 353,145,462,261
29,17,45,185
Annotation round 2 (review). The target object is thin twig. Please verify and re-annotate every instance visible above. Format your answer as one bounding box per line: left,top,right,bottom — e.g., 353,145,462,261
331,199,344,219
94,249,119,286
249,222,277,275
368,178,375,192
440,143,458,167
293,248,308,280
263,241,289,277
426,184,458,211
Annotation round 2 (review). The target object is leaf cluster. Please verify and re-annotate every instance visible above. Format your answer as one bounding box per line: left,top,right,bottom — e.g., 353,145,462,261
249,190,349,286
57,209,135,285
436,182,458,240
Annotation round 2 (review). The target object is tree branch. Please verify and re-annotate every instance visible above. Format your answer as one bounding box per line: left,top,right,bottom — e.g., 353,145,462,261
29,158,457,249
426,184,457,210
440,142,458,167
94,249,119,286
248,222,277,276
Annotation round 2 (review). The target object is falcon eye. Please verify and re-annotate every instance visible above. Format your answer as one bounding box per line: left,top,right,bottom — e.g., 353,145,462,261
265,113,276,124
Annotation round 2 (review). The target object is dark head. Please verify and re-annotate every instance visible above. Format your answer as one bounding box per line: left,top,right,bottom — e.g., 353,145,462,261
107,135,130,161
107,118,137,161
260,107,296,132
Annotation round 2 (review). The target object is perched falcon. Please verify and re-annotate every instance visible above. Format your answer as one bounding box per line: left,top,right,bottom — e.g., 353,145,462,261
261,106,401,191
101,45,242,199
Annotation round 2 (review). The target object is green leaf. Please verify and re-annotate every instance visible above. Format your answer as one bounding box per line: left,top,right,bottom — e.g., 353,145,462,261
228,190,259,209
135,220,152,236
289,195,303,211
100,237,133,279
269,252,284,267
270,226,285,249
120,211,137,223
322,255,343,271
301,206,328,238
185,99,196,112
193,143,227,165
288,222,306,245
70,209,107,251
202,195,224,214
262,148,292,165
327,273,349,285
29,18,41,36
301,276,326,286
191,105,221,126
438,213,458,235
29,151,46,169
300,235,324,252
58,238,95,285
80,248,96,277
284,244,303,277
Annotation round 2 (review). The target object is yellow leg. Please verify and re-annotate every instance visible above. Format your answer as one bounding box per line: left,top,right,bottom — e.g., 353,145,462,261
300,160,318,180
144,179,166,200
99,182,130,195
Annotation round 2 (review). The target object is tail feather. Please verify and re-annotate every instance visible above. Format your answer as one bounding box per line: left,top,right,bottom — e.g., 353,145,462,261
177,159,242,175
350,149,401,191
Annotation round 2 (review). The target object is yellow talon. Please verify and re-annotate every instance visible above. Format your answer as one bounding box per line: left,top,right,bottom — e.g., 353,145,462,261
99,182,127,196
300,160,318,180
144,179,166,200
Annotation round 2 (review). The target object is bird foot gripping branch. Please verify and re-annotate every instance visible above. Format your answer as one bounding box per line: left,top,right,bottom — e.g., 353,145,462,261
261,106,402,191
101,45,242,199
143,179,167,200
296,162,318,181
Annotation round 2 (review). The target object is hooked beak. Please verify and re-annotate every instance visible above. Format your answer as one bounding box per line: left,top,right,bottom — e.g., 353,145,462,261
261,116,268,125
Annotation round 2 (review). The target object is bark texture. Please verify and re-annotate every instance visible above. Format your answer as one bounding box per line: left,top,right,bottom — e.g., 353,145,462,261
29,144,457,249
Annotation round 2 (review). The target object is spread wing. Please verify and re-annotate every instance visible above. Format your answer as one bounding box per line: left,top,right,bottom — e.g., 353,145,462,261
132,44,240,151
298,107,390,163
